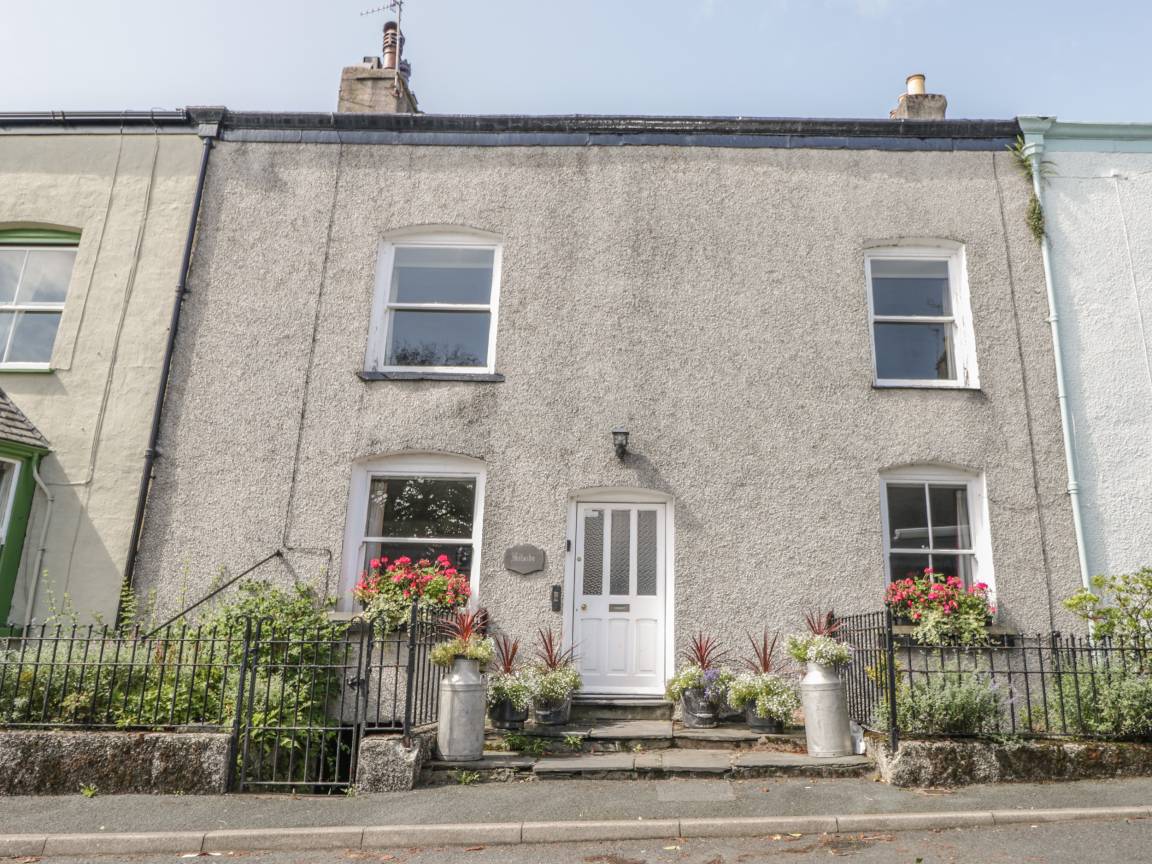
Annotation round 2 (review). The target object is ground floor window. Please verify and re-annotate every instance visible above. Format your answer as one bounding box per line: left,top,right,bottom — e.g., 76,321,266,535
340,454,485,610
880,467,992,590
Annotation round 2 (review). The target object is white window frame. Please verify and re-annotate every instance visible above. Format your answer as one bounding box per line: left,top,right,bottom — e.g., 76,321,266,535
338,453,486,612
879,466,995,598
0,244,75,371
365,230,503,374
865,244,978,389
0,457,21,545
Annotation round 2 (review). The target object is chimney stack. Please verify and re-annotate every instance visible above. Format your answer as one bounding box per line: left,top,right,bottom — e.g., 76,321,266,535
337,20,419,114
890,73,947,121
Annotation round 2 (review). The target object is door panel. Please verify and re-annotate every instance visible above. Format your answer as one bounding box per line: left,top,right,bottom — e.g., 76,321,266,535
574,503,667,694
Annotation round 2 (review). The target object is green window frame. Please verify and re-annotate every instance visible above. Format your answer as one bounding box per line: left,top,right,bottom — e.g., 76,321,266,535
0,227,81,371
0,441,45,633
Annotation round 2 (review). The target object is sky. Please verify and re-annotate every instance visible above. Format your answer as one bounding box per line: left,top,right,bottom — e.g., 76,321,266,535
1,0,1150,122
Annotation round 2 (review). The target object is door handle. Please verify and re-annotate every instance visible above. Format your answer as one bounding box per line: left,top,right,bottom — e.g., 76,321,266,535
580,603,587,611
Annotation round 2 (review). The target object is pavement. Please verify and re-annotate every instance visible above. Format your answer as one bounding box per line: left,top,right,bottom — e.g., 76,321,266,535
22,819,1152,864
1,777,1151,857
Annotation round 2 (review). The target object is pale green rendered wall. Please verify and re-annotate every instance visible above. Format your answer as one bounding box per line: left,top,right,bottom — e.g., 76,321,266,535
0,131,202,625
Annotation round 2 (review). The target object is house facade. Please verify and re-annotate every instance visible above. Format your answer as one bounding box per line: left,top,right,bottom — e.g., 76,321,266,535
131,101,1086,694
0,114,204,628
1019,118,1152,582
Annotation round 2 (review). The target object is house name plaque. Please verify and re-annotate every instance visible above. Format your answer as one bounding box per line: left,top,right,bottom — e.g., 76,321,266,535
504,544,546,575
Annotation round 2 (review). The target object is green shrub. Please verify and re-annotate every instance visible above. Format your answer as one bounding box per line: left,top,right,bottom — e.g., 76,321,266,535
1024,670,1152,738
1064,568,1152,641
876,672,1004,736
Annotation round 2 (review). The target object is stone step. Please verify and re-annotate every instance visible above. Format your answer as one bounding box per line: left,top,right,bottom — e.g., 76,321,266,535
570,698,674,722
423,748,873,785
484,720,806,754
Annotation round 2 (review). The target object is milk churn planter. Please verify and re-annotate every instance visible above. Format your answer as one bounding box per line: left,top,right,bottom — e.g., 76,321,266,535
666,633,733,729
787,616,854,758
431,609,494,762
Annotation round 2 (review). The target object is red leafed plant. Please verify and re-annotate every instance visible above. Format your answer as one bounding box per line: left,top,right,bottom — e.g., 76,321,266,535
493,634,521,675
535,628,577,670
741,630,782,675
680,632,728,670
803,610,842,637
439,607,489,642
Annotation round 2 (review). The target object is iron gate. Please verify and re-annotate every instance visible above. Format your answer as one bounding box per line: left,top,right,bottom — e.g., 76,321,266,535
233,605,448,792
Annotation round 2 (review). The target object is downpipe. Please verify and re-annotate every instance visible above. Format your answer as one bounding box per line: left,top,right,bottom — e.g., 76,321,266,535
118,128,215,623
1022,127,1091,592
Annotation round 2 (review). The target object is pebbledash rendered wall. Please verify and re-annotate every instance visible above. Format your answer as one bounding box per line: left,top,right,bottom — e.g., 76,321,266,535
1019,118,1152,581
133,114,1084,646
0,124,203,626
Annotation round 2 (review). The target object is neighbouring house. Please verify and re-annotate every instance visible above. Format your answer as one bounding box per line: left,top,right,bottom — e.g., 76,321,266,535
1018,118,1152,584
0,113,205,628
130,46,1085,697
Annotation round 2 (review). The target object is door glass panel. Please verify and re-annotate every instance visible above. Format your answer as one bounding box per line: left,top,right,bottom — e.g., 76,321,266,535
928,485,972,549
365,476,475,538
609,509,631,596
582,509,604,596
636,510,658,596
886,484,929,549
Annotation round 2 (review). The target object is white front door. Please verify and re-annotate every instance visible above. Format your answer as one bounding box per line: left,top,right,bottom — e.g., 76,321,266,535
573,503,667,695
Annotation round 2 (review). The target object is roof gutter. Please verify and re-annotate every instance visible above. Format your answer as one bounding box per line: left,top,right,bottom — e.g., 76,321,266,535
1018,116,1091,592
118,119,218,623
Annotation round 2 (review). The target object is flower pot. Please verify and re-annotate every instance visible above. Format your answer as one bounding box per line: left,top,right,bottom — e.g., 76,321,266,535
436,657,486,762
533,696,572,726
489,697,529,731
745,705,785,733
680,688,719,728
799,661,852,758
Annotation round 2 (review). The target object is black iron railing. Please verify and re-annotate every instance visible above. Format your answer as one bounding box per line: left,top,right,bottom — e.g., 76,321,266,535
837,612,1152,751
0,602,448,791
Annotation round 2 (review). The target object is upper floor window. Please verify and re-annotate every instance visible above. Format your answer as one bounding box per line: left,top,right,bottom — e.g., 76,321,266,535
865,246,977,388
880,466,993,592
367,232,502,374
0,230,79,369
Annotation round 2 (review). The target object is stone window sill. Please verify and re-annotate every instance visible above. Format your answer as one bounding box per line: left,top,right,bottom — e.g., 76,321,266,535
359,370,505,383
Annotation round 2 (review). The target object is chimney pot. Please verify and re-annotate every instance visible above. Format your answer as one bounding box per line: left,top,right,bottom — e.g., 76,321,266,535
890,73,946,121
382,20,401,71
337,20,418,113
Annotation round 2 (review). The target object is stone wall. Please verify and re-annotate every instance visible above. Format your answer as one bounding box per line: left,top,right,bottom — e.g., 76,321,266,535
871,735,1152,787
0,730,230,795
356,730,434,792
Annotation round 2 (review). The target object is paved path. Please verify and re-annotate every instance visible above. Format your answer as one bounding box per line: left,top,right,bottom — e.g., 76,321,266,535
2,776,1152,835
25,818,1152,864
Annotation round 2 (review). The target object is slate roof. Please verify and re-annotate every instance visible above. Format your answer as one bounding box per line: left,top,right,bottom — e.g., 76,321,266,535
0,388,49,450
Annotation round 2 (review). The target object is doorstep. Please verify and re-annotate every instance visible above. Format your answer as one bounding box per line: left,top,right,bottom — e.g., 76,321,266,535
484,720,805,754
424,748,873,784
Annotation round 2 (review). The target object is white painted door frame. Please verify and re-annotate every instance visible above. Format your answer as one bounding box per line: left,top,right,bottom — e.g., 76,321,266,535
562,488,675,695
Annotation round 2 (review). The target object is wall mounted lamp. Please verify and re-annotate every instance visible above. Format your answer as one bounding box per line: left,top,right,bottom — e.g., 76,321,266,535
612,427,629,459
